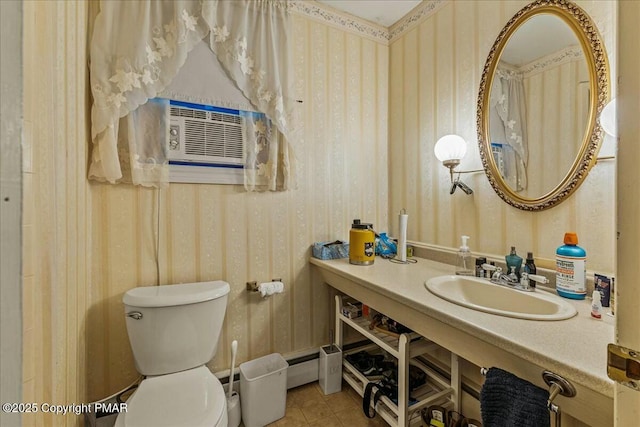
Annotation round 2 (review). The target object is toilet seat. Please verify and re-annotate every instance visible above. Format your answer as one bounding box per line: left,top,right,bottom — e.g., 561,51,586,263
115,366,227,427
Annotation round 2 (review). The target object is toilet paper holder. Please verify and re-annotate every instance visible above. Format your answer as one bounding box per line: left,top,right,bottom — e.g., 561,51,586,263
246,279,282,292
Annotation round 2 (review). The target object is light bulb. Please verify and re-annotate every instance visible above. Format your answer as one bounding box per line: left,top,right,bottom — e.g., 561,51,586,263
434,134,467,162
600,98,617,137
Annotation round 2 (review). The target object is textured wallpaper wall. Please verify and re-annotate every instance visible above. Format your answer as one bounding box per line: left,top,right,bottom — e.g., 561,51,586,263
23,3,390,422
388,0,617,274
22,1,619,426
87,10,390,402
22,2,91,425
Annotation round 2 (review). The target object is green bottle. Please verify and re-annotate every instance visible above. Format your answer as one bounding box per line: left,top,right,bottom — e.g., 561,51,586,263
505,246,523,278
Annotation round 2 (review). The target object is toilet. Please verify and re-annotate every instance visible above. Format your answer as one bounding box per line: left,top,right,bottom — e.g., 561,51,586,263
115,281,231,427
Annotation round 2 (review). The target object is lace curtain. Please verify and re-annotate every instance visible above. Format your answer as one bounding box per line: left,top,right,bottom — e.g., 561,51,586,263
203,0,294,191
89,0,294,191
117,98,170,186
241,111,291,191
490,68,528,191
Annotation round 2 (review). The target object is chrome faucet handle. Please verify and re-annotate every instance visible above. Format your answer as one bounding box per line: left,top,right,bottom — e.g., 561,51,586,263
481,263,502,278
528,274,549,285
520,272,548,291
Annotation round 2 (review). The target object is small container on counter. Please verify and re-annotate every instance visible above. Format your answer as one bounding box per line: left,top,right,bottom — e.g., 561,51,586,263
505,246,523,278
475,257,487,278
591,290,602,319
594,273,612,307
349,219,375,265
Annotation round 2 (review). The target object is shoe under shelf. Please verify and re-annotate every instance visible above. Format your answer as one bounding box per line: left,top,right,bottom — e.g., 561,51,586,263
342,345,454,427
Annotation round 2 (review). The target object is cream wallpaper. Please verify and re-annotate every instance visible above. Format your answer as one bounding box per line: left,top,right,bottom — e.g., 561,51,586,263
22,2,389,424
21,1,620,426
388,0,617,274
22,2,91,425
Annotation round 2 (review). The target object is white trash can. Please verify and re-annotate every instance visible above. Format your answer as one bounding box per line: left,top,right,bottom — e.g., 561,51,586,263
239,353,289,427
319,344,342,395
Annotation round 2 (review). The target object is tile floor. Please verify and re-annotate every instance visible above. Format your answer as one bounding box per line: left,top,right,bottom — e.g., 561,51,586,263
265,381,390,427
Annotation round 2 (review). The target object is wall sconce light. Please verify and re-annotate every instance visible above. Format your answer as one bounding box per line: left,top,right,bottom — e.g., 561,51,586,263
434,134,473,195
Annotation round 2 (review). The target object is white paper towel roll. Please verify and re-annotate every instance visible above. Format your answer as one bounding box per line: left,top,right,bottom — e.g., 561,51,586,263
258,281,284,297
398,209,408,262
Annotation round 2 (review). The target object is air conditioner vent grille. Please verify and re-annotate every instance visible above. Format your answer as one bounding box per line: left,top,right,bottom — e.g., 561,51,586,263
182,119,243,159
168,100,245,179
173,107,207,120
210,112,241,125
225,130,244,159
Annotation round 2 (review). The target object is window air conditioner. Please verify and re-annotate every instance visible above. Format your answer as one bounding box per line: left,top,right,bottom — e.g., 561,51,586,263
167,100,245,184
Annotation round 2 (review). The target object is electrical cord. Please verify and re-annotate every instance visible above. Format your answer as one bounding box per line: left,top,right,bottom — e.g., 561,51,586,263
155,188,161,286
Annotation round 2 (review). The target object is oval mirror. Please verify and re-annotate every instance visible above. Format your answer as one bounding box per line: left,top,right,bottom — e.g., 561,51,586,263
477,0,609,211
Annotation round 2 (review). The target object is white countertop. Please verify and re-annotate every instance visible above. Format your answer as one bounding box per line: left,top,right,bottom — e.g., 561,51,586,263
310,256,615,398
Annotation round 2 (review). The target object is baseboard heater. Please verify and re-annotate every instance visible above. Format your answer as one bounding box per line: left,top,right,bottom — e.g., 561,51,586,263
218,340,481,398
219,341,372,392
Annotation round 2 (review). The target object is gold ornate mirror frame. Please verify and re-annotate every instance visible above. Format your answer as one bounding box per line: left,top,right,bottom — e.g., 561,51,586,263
477,0,609,211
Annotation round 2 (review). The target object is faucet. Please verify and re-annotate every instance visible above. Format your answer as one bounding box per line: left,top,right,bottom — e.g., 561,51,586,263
483,263,518,287
482,263,548,292
495,270,521,288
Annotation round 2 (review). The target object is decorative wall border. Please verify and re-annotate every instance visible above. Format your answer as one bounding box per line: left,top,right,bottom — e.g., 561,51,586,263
290,1,389,43
389,0,448,43
520,45,585,77
290,0,448,44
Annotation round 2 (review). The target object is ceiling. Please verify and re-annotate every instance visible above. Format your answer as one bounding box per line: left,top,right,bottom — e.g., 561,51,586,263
501,14,579,66
316,0,422,27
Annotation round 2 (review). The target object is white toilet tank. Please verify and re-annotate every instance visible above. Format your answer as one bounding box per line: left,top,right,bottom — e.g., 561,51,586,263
123,281,230,376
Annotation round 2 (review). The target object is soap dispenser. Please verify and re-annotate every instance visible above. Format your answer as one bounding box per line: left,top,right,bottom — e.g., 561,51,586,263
505,246,523,278
455,236,474,276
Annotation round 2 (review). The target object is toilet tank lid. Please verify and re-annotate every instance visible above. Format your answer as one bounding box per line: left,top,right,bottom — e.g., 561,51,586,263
123,281,230,307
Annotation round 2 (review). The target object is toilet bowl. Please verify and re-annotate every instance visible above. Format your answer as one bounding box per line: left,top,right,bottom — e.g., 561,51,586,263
114,366,227,427
116,281,230,427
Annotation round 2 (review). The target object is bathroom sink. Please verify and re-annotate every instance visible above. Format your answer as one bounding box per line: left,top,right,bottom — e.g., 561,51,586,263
425,275,577,321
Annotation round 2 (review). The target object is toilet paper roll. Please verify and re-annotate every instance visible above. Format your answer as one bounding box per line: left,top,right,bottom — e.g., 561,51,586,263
258,281,284,297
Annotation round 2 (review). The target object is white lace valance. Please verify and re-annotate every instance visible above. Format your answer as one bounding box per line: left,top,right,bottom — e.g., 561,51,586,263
89,0,295,191
203,0,294,191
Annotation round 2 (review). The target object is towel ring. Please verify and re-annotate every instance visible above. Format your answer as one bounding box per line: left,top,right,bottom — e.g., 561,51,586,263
542,370,577,413
480,367,576,413
481,367,576,427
